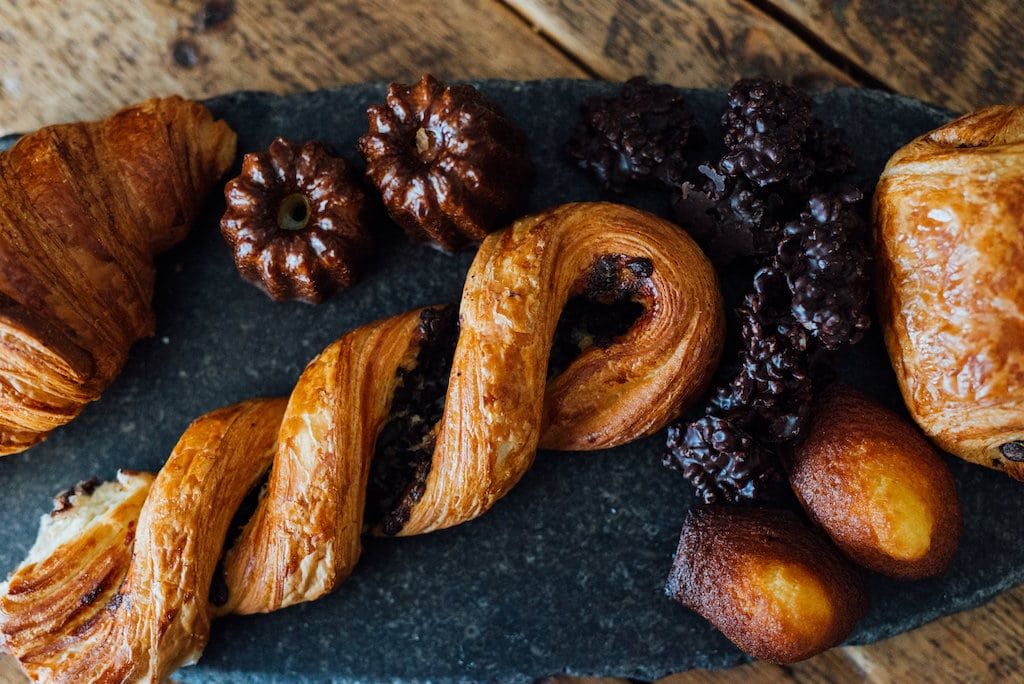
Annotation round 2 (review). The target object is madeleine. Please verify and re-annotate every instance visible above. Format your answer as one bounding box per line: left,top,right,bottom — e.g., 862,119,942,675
790,385,961,579
666,506,867,663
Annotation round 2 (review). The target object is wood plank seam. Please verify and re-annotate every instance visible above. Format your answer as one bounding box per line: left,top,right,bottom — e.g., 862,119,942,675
501,0,857,88
493,0,602,78
742,0,894,91
757,0,1024,110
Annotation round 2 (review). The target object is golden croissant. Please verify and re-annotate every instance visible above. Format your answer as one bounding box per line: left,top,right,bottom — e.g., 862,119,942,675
0,97,236,456
0,202,724,682
874,105,1024,475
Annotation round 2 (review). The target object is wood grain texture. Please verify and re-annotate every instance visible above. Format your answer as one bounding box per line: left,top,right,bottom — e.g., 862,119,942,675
0,0,584,134
766,0,1024,110
506,0,855,89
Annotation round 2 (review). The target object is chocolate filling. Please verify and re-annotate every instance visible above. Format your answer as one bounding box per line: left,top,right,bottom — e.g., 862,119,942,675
52,477,100,515
365,306,460,536
365,255,654,536
546,254,652,378
209,469,271,607
1000,441,1024,462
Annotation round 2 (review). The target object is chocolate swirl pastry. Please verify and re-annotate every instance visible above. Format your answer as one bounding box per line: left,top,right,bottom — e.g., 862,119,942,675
0,203,724,681
358,74,533,251
221,138,371,303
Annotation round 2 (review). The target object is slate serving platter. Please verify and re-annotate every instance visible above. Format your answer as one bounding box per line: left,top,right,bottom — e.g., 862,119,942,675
0,80,1018,683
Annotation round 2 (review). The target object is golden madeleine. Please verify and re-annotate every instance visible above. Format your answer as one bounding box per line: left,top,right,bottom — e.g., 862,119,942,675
666,506,867,664
790,385,961,579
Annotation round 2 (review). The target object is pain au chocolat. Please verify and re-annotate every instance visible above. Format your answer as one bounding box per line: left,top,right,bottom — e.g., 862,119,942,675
0,98,236,456
874,105,1024,476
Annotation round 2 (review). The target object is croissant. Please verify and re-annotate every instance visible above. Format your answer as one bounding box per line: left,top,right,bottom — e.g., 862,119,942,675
874,105,1024,476
0,97,236,456
0,202,724,682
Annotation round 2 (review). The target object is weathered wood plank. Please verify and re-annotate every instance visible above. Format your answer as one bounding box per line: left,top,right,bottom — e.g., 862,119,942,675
766,0,1024,110
842,582,1024,682
0,0,584,133
505,0,855,89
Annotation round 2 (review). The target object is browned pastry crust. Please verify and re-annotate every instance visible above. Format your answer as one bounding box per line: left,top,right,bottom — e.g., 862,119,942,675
789,385,962,579
220,138,371,302
874,105,1024,476
666,506,868,664
0,202,724,682
0,97,236,456
358,74,533,251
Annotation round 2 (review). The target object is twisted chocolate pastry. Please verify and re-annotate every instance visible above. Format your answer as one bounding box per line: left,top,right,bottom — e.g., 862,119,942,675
0,203,724,682
0,97,236,456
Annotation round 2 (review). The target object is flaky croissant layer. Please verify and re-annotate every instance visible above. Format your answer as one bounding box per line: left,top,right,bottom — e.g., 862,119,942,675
0,202,724,683
0,97,236,456
874,105,1024,476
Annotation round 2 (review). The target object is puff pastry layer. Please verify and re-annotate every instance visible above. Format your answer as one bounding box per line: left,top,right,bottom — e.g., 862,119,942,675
0,202,724,682
874,105,1024,475
0,97,236,456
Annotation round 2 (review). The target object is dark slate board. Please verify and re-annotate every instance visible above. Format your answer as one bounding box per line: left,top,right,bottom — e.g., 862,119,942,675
0,80,1016,683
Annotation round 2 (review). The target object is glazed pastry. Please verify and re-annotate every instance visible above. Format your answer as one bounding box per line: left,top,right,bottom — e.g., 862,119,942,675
0,97,236,456
0,203,724,681
221,138,371,302
358,74,533,251
789,385,961,579
874,105,1024,476
666,506,868,664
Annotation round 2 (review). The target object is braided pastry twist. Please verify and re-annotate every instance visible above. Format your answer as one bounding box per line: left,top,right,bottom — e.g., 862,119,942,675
0,97,236,456
0,202,724,682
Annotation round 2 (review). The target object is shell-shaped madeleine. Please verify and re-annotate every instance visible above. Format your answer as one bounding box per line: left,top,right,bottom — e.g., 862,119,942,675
666,506,867,664
790,385,961,579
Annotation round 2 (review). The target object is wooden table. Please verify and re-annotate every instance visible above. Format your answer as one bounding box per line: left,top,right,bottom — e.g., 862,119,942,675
0,1,1021,682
